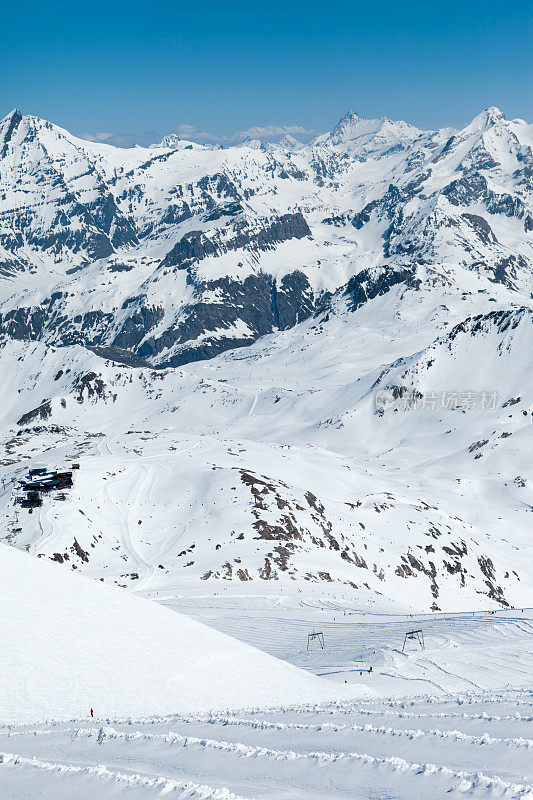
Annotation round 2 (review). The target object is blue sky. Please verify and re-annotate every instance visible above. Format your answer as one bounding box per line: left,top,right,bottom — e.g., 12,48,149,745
1,0,531,143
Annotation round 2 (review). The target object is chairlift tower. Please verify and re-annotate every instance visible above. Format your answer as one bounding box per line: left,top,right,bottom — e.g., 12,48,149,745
402,629,425,653
307,631,325,650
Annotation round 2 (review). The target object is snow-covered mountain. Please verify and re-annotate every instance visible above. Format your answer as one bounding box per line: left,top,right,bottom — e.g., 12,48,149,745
0,106,531,367
315,109,424,155
0,105,532,613
1,289,531,611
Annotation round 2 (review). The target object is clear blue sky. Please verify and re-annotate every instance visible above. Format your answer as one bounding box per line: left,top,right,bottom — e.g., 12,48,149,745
1,0,531,139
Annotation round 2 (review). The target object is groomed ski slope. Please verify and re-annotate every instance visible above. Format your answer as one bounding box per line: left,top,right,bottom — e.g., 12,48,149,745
0,544,531,798
0,688,531,799
0,545,367,725
166,593,533,694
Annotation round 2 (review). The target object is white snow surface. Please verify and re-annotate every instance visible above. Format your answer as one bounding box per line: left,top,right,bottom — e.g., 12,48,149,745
0,544,365,725
1,285,531,612
0,600,532,798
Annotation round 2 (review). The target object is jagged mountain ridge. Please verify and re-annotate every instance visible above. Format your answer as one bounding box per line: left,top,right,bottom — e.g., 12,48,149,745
0,106,531,367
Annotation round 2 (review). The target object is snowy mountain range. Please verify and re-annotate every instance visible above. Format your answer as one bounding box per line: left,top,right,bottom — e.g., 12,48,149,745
1,105,531,368
0,105,532,613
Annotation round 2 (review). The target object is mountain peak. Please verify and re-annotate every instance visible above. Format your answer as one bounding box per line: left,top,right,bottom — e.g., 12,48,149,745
1,107,23,126
152,133,181,149
0,108,23,155
277,133,304,150
332,110,361,133
484,105,505,120
466,106,506,134
323,109,422,152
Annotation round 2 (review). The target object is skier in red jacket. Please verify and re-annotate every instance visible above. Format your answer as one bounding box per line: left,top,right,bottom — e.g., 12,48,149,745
90,708,94,718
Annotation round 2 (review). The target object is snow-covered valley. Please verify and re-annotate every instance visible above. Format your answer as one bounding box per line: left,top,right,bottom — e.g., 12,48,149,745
4,539,532,798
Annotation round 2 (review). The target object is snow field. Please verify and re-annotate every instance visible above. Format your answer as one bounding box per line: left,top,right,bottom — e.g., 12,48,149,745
0,545,368,726
0,687,531,799
165,595,533,693
0,567,531,798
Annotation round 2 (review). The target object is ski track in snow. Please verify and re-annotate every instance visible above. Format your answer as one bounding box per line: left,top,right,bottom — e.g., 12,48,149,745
0,751,252,800
104,464,155,587
1,689,532,799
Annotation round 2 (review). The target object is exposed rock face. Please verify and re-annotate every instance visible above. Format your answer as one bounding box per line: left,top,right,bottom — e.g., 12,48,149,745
344,266,417,311
160,212,311,272
17,400,52,426
137,270,316,366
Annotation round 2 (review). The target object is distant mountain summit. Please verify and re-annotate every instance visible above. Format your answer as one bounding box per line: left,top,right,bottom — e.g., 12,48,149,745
314,109,424,156
328,109,362,139
151,133,182,149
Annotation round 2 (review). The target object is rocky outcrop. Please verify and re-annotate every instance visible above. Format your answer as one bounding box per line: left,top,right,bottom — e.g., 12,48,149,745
159,212,311,272
139,269,317,367
344,266,417,312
